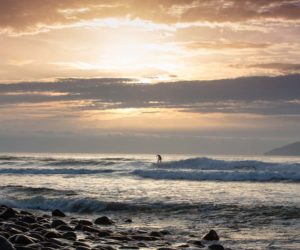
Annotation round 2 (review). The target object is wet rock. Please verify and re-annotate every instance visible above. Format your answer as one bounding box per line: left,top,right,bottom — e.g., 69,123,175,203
3,223,26,232
51,219,67,228
131,235,158,241
203,230,219,241
43,230,62,239
14,221,29,228
176,244,190,248
77,220,93,226
9,234,35,245
63,231,77,241
187,240,205,247
94,216,114,225
19,211,33,216
124,219,132,223
56,224,73,231
149,231,163,237
0,235,16,250
157,248,176,250
98,230,111,237
0,208,17,219
51,209,65,217
20,216,36,224
76,247,91,250
8,227,22,235
27,233,44,242
75,224,99,233
160,230,171,235
119,245,139,249
73,241,90,248
209,244,225,250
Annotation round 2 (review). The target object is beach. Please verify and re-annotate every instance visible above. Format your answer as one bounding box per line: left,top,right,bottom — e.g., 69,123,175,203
0,153,299,249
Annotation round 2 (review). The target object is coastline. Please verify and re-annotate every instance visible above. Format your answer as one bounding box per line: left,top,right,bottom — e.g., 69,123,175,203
0,205,226,250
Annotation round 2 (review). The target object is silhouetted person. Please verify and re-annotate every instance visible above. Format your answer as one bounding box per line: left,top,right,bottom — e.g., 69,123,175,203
157,154,162,164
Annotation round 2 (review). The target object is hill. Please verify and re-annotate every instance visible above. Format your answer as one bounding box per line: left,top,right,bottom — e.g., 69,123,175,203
265,142,300,156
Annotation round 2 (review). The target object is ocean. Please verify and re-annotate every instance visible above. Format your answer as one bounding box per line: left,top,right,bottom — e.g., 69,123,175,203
0,153,299,249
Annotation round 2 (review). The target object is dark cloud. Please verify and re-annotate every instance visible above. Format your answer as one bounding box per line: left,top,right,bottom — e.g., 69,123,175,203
250,63,300,72
1,75,300,115
1,0,300,33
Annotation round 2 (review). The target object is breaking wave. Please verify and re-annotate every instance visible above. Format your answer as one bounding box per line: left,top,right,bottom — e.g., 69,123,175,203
133,157,300,182
0,168,114,175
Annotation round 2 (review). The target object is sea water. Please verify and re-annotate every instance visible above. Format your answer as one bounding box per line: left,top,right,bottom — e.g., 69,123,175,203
0,153,299,249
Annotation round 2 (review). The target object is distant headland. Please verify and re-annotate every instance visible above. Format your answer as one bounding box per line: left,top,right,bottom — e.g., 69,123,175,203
265,141,300,156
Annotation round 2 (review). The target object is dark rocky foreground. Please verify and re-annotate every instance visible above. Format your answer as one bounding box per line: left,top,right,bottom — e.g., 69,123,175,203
0,205,229,250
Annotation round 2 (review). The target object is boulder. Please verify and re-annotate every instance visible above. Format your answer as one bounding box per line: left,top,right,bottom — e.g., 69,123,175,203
63,231,77,241
0,235,16,250
51,209,65,217
77,220,93,226
56,224,73,231
20,216,36,224
209,244,225,250
0,208,17,219
9,234,35,245
51,219,67,228
43,230,62,239
94,216,114,225
203,230,219,241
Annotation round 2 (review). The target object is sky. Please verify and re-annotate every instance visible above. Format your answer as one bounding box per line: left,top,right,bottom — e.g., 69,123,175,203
0,0,300,154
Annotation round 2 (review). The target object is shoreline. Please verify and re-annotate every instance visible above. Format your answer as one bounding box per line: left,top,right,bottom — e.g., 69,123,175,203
0,205,227,250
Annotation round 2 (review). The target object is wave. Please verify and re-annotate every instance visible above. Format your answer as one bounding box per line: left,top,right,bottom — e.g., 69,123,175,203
157,157,300,171
1,185,77,196
1,196,299,222
0,168,114,175
133,169,300,182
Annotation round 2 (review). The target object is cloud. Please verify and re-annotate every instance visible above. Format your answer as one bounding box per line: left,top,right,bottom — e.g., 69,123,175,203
0,75,300,115
183,41,271,50
250,63,300,72
1,0,300,34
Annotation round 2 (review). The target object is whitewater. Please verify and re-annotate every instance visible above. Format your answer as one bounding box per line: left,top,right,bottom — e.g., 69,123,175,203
0,153,299,249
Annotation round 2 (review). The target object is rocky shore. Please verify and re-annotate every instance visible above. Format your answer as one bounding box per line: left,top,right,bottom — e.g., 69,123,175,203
0,205,228,250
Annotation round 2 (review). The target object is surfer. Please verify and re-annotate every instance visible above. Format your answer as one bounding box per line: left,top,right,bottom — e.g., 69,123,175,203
157,154,162,164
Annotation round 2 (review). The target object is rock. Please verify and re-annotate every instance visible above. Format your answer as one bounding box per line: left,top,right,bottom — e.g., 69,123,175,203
19,216,36,224
187,240,205,247
124,219,132,223
160,230,171,235
51,209,65,217
27,233,44,242
119,246,139,249
9,234,35,245
43,230,62,239
94,216,114,225
76,247,91,250
157,248,176,250
56,224,73,231
73,241,90,248
63,231,77,241
77,220,93,226
0,235,16,250
0,208,17,219
74,224,99,233
149,231,163,237
203,230,219,241
51,219,67,228
19,210,33,216
98,230,111,237
131,235,158,241
209,244,225,250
